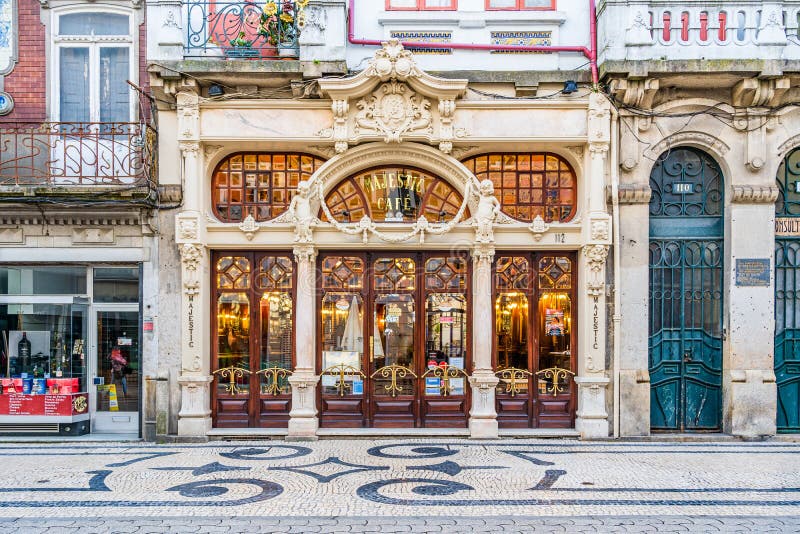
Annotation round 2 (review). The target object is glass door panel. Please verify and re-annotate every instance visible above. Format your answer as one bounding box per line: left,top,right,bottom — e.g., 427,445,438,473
424,293,467,396
372,294,416,402
213,291,251,427
94,310,139,433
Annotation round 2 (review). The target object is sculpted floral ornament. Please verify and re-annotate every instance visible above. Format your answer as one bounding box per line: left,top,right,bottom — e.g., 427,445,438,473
591,220,610,242
316,40,468,155
238,214,259,241
474,179,501,244
529,215,550,241
354,81,433,144
583,244,609,296
180,243,203,296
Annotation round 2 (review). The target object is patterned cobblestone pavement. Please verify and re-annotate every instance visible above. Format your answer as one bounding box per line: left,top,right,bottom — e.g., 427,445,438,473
1,515,799,533
0,439,798,530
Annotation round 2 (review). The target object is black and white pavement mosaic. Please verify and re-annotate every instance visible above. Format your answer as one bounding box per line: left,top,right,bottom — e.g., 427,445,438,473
1,439,799,531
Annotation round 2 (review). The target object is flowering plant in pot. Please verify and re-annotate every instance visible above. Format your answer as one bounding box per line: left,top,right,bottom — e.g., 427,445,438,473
258,0,308,52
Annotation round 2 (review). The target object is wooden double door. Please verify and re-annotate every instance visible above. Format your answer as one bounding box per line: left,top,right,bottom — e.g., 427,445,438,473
317,251,471,428
493,253,578,428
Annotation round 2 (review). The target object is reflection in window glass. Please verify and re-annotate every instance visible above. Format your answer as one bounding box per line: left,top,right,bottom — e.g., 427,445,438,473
322,257,364,290
93,267,139,303
0,304,87,393
59,13,129,35
216,257,251,289
424,293,467,396
537,292,572,396
0,266,87,295
321,292,364,395
216,293,250,395
495,293,529,371
260,292,292,395
373,294,415,396
374,257,415,291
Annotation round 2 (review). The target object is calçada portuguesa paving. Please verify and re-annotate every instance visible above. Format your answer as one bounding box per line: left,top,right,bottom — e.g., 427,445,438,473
1,438,800,533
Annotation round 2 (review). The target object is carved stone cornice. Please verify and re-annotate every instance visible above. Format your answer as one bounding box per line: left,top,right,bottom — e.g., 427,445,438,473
608,184,652,205
609,78,659,110
732,78,789,108
647,132,729,159
316,40,468,154
732,185,780,204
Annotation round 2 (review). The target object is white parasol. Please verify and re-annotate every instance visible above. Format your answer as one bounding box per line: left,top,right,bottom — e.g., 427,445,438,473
340,296,363,352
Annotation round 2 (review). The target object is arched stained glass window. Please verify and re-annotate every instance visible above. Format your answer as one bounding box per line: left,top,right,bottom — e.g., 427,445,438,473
212,152,326,223
322,167,467,223
461,153,577,223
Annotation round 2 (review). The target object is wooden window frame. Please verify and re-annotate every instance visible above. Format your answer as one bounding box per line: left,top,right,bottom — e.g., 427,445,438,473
485,0,556,11
462,152,578,224
386,0,457,11
211,152,326,224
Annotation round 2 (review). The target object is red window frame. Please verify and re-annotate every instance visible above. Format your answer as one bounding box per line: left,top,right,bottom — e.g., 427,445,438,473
485,0,556,10
385,0,457,11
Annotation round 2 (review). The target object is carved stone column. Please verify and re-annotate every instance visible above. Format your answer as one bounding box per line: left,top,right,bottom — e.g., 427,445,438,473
176,242,212,436
575,93,613,439
468,244,499,439
287,244,320,440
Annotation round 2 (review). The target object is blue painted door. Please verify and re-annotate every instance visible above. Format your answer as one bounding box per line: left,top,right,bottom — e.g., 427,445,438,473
776,148,800,432
648,147,724,431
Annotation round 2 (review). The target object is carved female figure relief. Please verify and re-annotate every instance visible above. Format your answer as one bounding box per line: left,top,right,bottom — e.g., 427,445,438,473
474,179,501,243
290,180,315,243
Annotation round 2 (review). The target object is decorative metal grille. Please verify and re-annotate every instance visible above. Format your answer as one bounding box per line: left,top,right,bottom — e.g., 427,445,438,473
648,148,724,432
776,147,800,432
777,147,800,217
0,122,155,187
649,147,723,218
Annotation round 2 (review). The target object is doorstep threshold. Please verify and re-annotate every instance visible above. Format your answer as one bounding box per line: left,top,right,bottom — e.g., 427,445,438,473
206,427,581,439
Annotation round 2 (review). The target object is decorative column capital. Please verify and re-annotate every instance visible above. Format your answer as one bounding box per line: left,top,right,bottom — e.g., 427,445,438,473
293,244,317,264
179,243,204,297
179,141,200,155
583,244,609,297
472,243,495,265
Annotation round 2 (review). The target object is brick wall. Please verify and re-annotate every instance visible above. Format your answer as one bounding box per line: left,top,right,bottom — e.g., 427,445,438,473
1,0,46,122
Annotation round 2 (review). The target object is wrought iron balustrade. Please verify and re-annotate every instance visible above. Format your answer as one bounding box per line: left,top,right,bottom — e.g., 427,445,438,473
0,122,156,188
185,0,300,59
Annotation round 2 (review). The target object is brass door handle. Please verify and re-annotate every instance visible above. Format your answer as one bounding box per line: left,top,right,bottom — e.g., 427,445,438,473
369,335,374,363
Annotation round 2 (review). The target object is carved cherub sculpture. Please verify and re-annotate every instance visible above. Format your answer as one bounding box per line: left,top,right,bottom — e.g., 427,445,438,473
290,180,315,243
474,179,501,243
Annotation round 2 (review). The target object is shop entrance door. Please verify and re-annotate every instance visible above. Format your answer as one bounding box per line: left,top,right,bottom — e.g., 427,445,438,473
494,253,577,428
776,148,800,432
648,147,724,432
90,308,139,434
318,252,470,428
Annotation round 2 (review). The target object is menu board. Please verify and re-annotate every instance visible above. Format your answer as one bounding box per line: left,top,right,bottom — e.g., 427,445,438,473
0,393,88,416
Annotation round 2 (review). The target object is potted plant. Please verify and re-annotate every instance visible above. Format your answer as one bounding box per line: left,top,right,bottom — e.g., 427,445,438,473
227,32,260,59
258,0,307,56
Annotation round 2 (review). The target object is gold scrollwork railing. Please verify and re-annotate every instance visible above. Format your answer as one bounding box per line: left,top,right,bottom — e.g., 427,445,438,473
256,367,293,396
321,364,366,397
535,367,575,396
495,367,533,397
370,364,417,398
422,364,468,397
212,366,251,395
